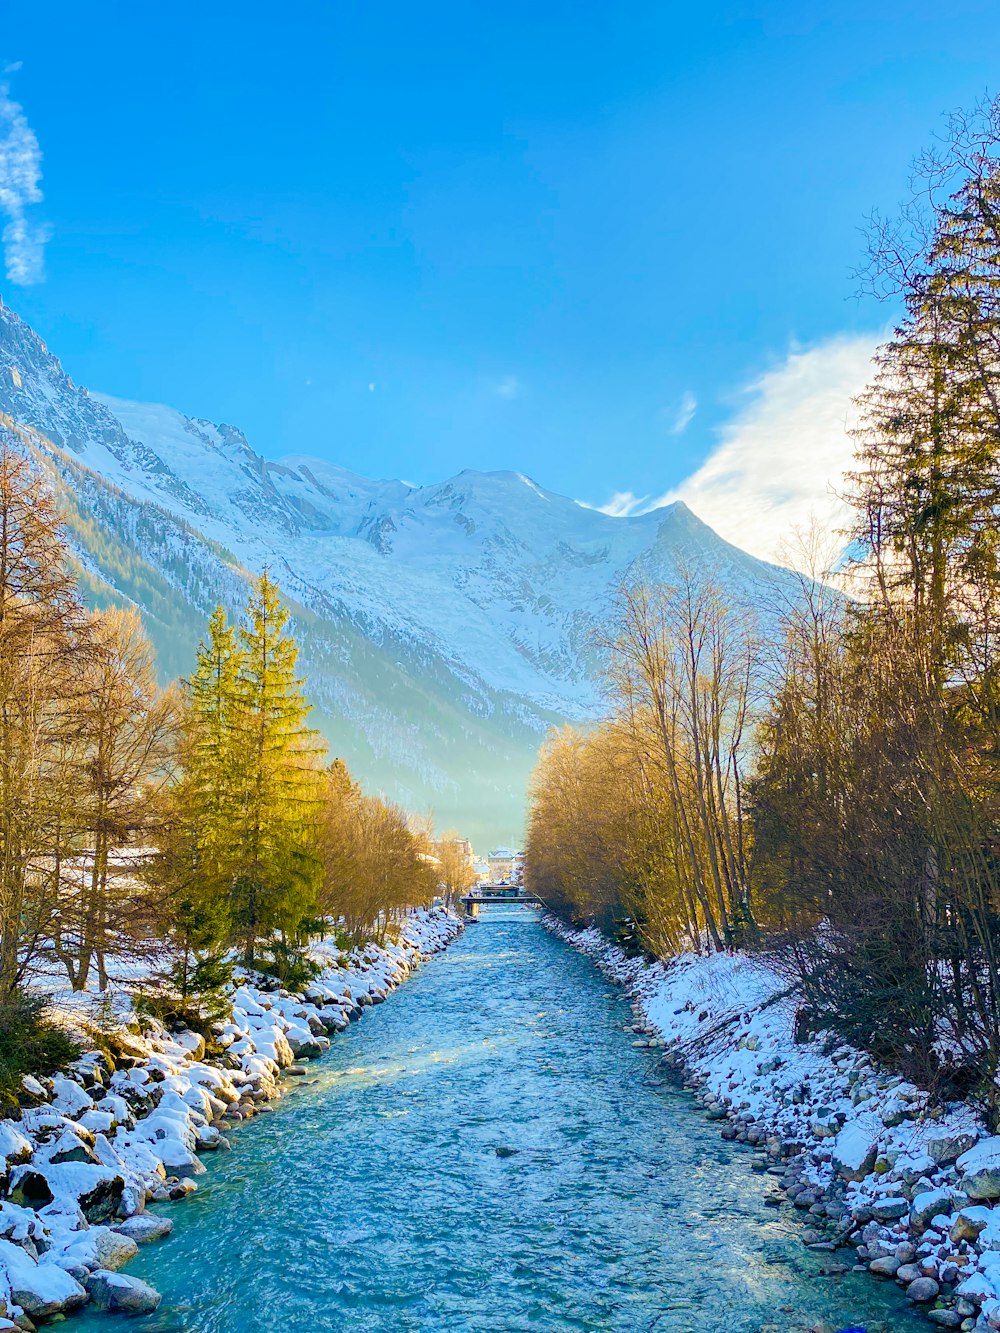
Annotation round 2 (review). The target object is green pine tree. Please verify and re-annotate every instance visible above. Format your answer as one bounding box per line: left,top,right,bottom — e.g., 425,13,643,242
230,572,324,966
156,605,244,999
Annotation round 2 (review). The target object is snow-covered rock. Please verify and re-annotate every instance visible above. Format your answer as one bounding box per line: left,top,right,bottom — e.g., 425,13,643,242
832,1120,879,1182
87,1268,161,1313
0,1237,87,1318
959,1138,1000,1200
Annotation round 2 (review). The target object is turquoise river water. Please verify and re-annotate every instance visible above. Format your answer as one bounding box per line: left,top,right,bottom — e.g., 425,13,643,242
75,910,923,1332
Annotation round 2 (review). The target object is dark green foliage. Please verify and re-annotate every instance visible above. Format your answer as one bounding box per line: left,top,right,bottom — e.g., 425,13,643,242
135,989,229,1042
0,993,79,1112
256,933,322,991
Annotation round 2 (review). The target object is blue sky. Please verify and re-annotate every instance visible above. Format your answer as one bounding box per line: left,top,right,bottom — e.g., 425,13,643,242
2,1,1000,553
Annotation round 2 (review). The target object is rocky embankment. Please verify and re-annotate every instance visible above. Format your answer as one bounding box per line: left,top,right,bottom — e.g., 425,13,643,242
545,916,1000,1333
0,908,462,1328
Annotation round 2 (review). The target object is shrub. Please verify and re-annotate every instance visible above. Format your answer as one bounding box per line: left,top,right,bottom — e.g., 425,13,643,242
0,993,79,1112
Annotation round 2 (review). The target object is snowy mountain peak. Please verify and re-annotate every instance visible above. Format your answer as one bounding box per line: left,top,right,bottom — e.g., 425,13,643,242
0,296,798,839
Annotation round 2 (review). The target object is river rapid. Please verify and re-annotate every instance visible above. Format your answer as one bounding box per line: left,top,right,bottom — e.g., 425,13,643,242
75,910,923,1332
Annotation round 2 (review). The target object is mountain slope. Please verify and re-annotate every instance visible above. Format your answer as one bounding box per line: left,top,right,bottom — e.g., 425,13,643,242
0,296,800,843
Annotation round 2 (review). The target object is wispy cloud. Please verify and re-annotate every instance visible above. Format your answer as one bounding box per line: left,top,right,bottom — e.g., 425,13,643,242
494,375,520,399
668,389,697,436
584,335,881,564
0,75,49,285
657,335,879,562
594,489,648,517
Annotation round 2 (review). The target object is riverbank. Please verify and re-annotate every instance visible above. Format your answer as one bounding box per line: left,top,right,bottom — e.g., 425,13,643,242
0,907,462,1328
543,915,1000,1333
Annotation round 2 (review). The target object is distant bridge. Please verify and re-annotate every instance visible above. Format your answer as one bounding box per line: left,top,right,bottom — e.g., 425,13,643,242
459,889,545,918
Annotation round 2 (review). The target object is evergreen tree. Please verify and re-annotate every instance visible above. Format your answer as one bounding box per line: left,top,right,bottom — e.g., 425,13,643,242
187,605,244,885
230,573,323,965
156,605,243,993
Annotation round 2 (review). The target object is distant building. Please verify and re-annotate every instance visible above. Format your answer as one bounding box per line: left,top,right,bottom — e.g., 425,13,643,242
487,847,524,885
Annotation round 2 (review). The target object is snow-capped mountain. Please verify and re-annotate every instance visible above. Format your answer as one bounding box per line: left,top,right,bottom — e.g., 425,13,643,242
0,296,798,843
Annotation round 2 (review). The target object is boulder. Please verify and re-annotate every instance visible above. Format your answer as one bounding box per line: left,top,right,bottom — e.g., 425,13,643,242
48,1075,93,1118
0,1126,31,1177
955,1271,997,1304
171,1030,206,1061
89,1227,139,1271
871,1197,909,1222
951,1206,992,1244
832,1121,879,1182
14,1161,127,1223
926,1310,963,1327
928,1132,980,1166
87,1270,161,1314
112,1214,173,1245
0,1240,88,1319
905,1276,940,1303
958,1137,1000,1201
869,1257,901,1277
911,1187,965,1233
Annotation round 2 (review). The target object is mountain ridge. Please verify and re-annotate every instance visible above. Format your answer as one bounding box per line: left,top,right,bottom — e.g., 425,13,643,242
0,295,799,843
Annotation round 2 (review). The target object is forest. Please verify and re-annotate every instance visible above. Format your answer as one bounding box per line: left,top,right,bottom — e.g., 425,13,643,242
525,99,1000,1114
0,442,441,1072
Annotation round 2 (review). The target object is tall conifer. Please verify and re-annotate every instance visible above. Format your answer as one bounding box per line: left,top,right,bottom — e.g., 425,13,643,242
230,573,323,964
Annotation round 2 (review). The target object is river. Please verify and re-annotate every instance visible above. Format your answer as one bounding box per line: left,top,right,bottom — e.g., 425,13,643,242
75,910,922,1332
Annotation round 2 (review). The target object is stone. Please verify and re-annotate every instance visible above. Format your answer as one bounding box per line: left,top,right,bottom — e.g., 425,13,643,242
929,1133,980,1166
951,1207,992,1244
86,1271,161,1315
171,1030,206,1061
832,1121,879,1182
811,1116,840,1139
958,1138,1000,1200
869,1257,901,1277
961,1168,1000,1201
0,1241,88,1320
90,1228,139,1271
927,1311,964,1328
112,1214,173,1245
896,1263,922,1284
911,1187,963,1233
871,1196,909,1222
906,1276,940,1303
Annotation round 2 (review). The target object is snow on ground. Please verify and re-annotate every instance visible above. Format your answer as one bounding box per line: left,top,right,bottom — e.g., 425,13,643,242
0,909,462,1328
545,917,1000,1332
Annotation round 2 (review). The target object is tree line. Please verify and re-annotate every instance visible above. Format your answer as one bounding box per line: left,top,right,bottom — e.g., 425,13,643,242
0,441,441,1012
526,97,1000,1110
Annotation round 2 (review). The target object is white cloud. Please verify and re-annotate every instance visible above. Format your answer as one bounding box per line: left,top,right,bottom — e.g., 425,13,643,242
494,375,520,399
668,389,697,436
652,334,880,563
0,78,48,285
593,489,647,517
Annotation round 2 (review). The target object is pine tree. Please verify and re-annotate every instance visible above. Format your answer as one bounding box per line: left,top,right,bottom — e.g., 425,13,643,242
230,573,323,965
187,605,244,881
154,606,243,1000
